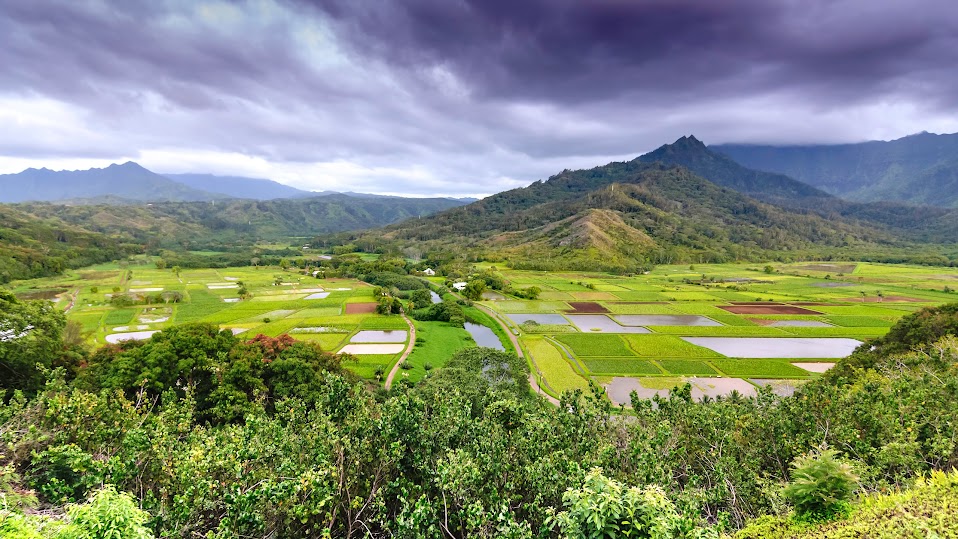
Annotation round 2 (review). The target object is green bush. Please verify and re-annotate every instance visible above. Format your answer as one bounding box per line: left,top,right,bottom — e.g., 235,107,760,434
783,449,859,522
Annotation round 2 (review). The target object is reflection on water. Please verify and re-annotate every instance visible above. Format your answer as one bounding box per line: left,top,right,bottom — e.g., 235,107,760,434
465,322,504,350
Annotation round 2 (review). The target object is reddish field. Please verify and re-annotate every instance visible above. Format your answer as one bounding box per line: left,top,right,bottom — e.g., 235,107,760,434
719,305,823,315
345,303,378,314
566,301,610,313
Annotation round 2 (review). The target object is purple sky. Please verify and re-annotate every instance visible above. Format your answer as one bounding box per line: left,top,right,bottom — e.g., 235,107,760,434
2,0,957,196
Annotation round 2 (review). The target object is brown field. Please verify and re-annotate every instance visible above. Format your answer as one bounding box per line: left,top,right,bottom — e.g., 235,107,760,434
15,288,68,300
345,302,378,314
731,301,783,305
566,301,610,313
838,296,925,303
719,305,823,315
794,264,858,273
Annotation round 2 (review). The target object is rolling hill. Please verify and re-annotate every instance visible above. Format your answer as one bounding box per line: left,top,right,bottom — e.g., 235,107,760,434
12,194,470,247
713,131,958,207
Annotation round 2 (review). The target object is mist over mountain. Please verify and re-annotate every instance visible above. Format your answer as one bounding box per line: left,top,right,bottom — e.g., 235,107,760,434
713,132,958,208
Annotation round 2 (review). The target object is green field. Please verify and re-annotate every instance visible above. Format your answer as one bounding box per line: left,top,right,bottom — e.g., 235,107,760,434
10,259,958,400
475,262,958,402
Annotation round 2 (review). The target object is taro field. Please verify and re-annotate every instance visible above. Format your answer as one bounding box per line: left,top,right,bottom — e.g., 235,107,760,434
9,262,415,381
474,261,958,404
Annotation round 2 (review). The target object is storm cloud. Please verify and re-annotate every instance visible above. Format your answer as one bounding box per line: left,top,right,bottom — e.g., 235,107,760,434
1,0,957,196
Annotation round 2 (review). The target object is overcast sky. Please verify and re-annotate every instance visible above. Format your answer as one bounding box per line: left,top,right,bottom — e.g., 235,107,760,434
2,0,957,196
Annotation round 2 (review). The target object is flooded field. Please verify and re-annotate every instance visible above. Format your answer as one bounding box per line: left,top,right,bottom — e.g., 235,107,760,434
682,337,862,358
350,330,408,343
465,322,504,350
566,315,650,333
105,331,158,343
507,313,569,325
340,343,406,354
614,315,720,326
792,362,836,373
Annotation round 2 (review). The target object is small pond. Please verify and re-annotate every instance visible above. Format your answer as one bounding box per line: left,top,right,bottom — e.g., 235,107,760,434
305,292,331,300
429,291,442,304
614,315,721,327
465,322,504,350
507,313,569,325
682,337,861,358
350,330,408,343
567,314,650,334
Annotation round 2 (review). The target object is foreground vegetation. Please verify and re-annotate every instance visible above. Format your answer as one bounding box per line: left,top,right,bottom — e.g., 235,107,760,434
2,269,958,536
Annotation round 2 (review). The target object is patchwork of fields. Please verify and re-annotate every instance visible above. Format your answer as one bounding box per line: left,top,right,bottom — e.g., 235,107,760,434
477,262,958,404
10,263,418,381
11,259,958,403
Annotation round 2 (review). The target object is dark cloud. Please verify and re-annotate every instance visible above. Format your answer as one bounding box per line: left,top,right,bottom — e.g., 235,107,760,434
0,0,956,195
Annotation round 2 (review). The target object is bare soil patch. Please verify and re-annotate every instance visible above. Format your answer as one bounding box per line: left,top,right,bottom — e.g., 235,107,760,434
837,296,925,303
16,288,67,300
731,301,784,305
719,305,823,315
345,302,378,314
616,301,670,305
78,270,120,281
566,301,609,313
795,263,857,273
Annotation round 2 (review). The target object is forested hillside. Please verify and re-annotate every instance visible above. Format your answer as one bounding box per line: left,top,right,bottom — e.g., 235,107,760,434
1,288,957,537
5,195,466,250
714,131,958,207
338,161,942,271
0,206,136,283
642,136,958,243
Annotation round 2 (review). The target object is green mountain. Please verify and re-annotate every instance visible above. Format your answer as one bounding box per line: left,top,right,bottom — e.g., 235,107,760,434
162,173,313,200
12,194,469,247
0,162,225,203
638,136,958,245
0,205,135,283
713,131,958,207
348,161,914,271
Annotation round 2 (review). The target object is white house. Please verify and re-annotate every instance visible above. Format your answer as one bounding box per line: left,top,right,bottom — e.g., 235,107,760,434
423,268,436,276
452,281,467,291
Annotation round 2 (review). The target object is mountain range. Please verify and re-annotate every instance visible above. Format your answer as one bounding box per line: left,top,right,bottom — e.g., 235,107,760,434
713,131,958,208
336,136,958,270
0,162,475,204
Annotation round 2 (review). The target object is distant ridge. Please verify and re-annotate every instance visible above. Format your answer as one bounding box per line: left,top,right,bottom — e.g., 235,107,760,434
163,173,313,200
0,162,224,203
713,131,958,208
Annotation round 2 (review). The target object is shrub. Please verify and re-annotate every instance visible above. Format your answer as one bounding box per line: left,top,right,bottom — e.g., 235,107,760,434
783,449,859,522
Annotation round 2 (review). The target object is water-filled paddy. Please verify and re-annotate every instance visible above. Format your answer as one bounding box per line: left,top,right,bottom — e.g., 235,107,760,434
429,291,442,304
614,314,720,327
792,362,836,373
105,331,158,343
567,314,650,333
682,337,861,358
464,322,504,350
305,292,330,299
350,330,408,343
769,320,832,327
340,343,405,354
507,313,569,325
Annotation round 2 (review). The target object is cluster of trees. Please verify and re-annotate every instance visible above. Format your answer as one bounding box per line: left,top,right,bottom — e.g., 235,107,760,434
2,296,958,537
